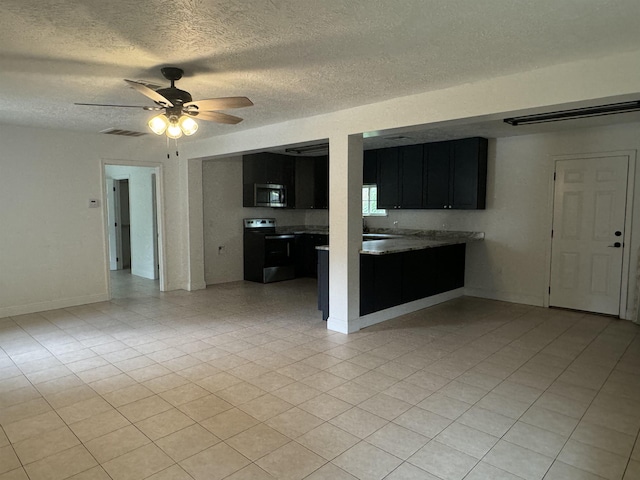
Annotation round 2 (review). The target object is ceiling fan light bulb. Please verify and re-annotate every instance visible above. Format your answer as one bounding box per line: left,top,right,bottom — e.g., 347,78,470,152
179,116,198,136
166,123,183,139
148,115,168,135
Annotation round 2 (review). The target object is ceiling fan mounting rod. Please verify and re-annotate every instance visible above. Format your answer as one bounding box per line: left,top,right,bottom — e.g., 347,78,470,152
161,67,184,88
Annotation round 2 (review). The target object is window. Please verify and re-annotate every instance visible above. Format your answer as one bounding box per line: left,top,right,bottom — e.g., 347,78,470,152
362,185,387,216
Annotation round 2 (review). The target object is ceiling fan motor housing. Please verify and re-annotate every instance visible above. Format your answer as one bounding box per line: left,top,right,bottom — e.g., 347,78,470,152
156,87,193,107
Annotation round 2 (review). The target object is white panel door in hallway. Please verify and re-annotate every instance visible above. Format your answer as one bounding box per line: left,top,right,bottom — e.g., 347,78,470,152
550,155,629,315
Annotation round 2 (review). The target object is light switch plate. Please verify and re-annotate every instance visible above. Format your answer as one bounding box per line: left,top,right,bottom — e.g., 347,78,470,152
88,199,100,208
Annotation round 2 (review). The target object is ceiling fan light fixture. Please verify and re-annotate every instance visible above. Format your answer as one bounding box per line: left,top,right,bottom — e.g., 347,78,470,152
148,114,168,135
166,122,183,139
179,116,198,136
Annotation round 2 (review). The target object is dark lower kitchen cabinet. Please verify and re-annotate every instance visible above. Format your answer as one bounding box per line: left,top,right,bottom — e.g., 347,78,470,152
318,244,466,320
424,137,488,209
376,145,424,209
360,254,402,315
295,233,328,278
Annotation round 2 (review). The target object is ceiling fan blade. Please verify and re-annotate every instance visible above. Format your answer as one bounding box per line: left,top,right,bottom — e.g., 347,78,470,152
74,102,163,111
187,111,244,124
124,79,174,107
183,97,253,111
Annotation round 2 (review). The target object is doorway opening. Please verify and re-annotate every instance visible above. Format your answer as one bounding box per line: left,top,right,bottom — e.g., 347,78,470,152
103,162,166,299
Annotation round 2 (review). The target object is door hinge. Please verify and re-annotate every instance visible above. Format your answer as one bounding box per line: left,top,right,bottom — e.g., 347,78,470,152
113,187,116,192
115,222,118,227
553,172,556,181
116,257,119,262
548,286,551,294
551,229,554,238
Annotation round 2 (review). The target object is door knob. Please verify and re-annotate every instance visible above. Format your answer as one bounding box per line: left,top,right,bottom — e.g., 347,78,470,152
608,242,622,248
615,231,622,236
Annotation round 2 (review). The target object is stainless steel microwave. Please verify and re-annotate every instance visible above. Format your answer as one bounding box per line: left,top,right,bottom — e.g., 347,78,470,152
254,183,287,208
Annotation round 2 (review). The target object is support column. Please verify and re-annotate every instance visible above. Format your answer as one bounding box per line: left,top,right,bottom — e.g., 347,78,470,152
186,157,206,291
327,134,363,333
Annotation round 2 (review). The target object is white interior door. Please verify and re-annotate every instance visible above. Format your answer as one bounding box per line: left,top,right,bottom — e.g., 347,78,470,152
550,155,628,315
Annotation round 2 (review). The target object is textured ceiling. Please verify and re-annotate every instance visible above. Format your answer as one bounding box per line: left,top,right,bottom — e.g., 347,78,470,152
2,0,640,139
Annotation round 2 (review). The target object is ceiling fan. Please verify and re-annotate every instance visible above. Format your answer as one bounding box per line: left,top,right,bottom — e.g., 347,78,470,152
75,67,253,138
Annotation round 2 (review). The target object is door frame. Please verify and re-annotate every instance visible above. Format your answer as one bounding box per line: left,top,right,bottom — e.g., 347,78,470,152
546,150,636,319
100,159,168,296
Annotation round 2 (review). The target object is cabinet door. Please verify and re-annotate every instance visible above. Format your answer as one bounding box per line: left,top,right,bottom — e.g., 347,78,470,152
424,141,452,209
363,150,378,185
373,255,403,311
376,147,400,208
313,156,329,209
267,154,294,185
318,250,329,319
400,144,424,208
243,153,267,184
451,137,488,209
307,234,328,277
294,157,315,209
360,255,376,316
434,244,466,293
402,249,438,302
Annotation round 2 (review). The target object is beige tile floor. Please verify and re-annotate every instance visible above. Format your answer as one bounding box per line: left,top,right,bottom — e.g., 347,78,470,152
1,270,640,479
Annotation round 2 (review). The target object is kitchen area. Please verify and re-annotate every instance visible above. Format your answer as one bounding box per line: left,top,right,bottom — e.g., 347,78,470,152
202,136,488,329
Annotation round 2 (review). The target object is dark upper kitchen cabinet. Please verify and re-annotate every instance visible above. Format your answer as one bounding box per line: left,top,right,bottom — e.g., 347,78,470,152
376,147,400,209
313,155,329,209
243,153,295,207
294,155,328,209
363,150,378,185
377,145,424,209
424,137,488,209
399,144,424,208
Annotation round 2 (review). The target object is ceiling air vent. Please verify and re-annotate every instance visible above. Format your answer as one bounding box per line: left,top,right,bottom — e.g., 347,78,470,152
100,128,148,137
504,100,640,126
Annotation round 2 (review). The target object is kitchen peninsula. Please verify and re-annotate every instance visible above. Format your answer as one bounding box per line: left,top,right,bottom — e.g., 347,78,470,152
317,231,484,321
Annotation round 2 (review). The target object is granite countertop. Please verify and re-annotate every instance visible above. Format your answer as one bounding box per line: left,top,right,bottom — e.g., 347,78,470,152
277,225,329,235
313,229,484,255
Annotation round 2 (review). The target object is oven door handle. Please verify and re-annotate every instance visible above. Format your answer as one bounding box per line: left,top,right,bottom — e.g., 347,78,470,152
264,235,295,240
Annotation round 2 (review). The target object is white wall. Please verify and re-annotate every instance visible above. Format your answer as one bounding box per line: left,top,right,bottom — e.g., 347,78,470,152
105,165,158,280
0,124,184,318
202,156,309,284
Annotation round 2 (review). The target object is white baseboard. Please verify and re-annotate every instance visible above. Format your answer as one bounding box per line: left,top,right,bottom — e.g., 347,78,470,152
355,288,465,331
464,287,544,307
0,293,110,319
327,316,353,334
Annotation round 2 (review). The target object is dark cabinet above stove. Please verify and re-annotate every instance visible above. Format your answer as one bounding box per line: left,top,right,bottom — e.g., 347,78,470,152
243,153,295,207
295,155,328,210
243,152,327,209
